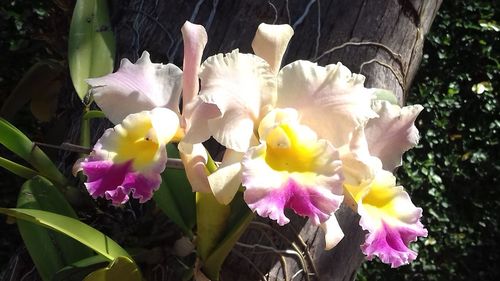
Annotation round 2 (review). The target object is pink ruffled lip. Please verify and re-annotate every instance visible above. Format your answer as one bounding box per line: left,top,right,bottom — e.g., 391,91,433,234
243,177,342,226
81,159,161,205
361,220,428,268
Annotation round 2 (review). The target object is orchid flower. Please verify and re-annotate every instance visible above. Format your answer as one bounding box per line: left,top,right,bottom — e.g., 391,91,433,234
334,101,427,267
182,22,427,265
345,166,427,267
76,21,208,205
182,24,349,230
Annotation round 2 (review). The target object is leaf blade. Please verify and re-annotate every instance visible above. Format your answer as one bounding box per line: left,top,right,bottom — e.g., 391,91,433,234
0,208,131,261
68,0,115,101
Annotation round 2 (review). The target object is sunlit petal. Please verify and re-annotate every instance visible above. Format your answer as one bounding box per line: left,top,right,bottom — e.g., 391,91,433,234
181,21,208,107
277,61,377,147
208,149,245,205
187,50,275,152
321,214,345,250
252,23,294,73
178,142,211,193
366,100,423,171
88,51,182,124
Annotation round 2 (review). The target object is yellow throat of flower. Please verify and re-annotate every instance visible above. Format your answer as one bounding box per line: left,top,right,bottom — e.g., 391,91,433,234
259,108,322,173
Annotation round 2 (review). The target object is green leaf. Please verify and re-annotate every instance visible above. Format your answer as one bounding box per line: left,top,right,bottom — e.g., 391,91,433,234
165,144,196,229
83,257,142,281
68,0,115,101
0,208,131,261
153,178,191,235
203,192,254,281
53,255,109,281
16,176,93,281
0,156,38,179
153,144,196,236
0,118,67,186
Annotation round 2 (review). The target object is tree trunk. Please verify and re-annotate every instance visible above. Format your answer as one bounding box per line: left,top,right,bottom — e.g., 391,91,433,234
108,0,442,280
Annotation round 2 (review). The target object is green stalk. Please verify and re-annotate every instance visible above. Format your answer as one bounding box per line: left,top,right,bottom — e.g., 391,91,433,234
196,192,231,262
80,107,91,150
83,110,106,120
196,151,256,280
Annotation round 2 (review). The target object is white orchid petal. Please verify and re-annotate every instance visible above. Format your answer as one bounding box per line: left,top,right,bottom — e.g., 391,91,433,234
208,149,245,205
178,142,211,193
150,108,180,145
339,126,381,188
88,51,182,124
321,214,345,250
366,100,423,171
193,50,275,151
252,23,294,73
181,21,208,107
277,61,377,147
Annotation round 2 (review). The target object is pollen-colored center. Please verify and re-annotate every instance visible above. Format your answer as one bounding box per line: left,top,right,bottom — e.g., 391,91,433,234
264,123,317,172
114,118,160,170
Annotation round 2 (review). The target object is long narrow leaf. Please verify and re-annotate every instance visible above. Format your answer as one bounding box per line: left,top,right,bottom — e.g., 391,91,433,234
83,257,142,281
16,176,93,280
153,144,196,236
68,0,115,101
165,144,196,229
0,156,38,179
53,255,109,281
153,179,191,235
0,208,131,260
0,118,67,186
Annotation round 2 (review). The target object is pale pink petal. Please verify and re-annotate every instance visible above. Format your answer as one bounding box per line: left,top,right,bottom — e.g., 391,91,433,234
188,50,275,152
276,61,377,147
321,214,345,250
208,149,245,205
365,100,424,171
88,51,182,124
181,21,208,107
178,142,211,193
252,23,294,73
182,97,221,145
338,126,381,188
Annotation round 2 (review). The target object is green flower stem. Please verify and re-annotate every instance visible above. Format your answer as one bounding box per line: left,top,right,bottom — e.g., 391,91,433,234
83,110,106,120
196,150,256,280
80,107,91,150
203,208,254,280
196,192,231,262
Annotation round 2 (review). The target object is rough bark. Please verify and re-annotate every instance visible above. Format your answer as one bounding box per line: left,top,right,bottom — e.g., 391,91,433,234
107,0,442,280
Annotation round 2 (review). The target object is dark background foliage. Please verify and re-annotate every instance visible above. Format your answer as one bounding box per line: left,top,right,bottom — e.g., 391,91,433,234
1,0,498,280
359,0,499,280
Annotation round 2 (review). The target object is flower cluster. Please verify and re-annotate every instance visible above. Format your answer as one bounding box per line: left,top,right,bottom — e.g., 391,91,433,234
76,21,427,267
